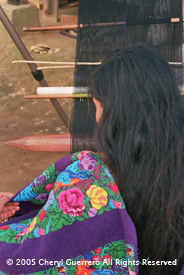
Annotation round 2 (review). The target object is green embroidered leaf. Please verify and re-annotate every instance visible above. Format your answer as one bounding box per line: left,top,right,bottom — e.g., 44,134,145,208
27,233,34,239
103,187,116,197
0,230,17,243
49,205,61,216
60,214,74,226
97,207,105,215
82,212,89,219
108,240,127,258
105,206,112,212
40,217,49,229
50,218,63,231
75,216,84,221
101,178,110,185
83,196,90,204
129,260,136,272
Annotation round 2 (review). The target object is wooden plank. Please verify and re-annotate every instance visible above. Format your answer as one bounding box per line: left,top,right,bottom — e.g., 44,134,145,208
6,134,71,152
60,14,78,25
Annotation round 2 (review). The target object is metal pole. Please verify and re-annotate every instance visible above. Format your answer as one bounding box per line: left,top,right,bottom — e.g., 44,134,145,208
0,5,68,126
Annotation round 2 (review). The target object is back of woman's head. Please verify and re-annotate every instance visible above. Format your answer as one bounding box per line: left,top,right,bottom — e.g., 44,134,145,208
89,46,184,274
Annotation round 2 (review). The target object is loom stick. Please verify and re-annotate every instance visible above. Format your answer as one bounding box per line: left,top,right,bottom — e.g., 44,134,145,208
23,18,184,32
12,60,102,65
37,87,88,95
6,134,71,152
13,60,184,67
24,94,89,99
37,66,75,70
0,5,68,126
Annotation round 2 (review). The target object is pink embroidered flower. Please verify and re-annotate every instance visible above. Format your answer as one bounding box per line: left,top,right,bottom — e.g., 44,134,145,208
88,207,98,217
58,188,85,217
110,182,119,195
79,155,97,171
128,267,136,275
113,201,123,209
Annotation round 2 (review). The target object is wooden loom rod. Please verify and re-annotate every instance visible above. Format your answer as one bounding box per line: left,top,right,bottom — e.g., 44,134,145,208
23,18,184,32
0,5,68,126
12,60,102,65
6,134,71,152
13,60,183,67
24,94,90,99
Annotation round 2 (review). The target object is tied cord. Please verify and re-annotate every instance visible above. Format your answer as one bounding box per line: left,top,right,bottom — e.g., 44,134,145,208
32,70,44,81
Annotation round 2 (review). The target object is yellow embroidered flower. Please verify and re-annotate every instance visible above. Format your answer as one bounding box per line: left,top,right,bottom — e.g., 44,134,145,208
26,217,37,235
86,185,108,210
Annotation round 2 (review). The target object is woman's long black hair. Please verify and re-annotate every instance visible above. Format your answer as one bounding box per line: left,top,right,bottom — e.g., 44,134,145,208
89,46,184,274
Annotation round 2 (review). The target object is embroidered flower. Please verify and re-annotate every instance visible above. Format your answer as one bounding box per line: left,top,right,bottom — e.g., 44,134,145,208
39,210,46,222
128,267,136,275
58,188,85,217
0,225,9,230
86,185,108,210
94,248,102,254
109,199,123,209
76,259,95,275
32,173,47,188
79,154,97,171
57,264,68,274
102,254,111,263
88,207,98,217
33,228,45,237
84,252,93,260
45,182,55,192
78,151,91,160
92,255,101,262
26,217,37,235
110,182,119,195
35,193,48,201
126,245,135,257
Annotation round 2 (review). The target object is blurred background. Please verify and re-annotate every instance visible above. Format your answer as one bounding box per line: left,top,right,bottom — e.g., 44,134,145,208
0,0,78,192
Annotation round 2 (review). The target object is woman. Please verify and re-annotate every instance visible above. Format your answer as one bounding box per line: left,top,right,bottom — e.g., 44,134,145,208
0,46,183,275
90,46,184,274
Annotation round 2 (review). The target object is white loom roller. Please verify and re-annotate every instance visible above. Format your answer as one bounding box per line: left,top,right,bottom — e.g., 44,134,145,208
37,87,88,95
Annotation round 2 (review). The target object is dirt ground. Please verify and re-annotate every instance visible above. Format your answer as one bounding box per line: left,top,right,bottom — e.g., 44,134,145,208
0,13,76,193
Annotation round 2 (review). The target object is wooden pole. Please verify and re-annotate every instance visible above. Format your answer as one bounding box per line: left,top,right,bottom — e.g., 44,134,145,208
0,5,68,126
23,18,184,32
